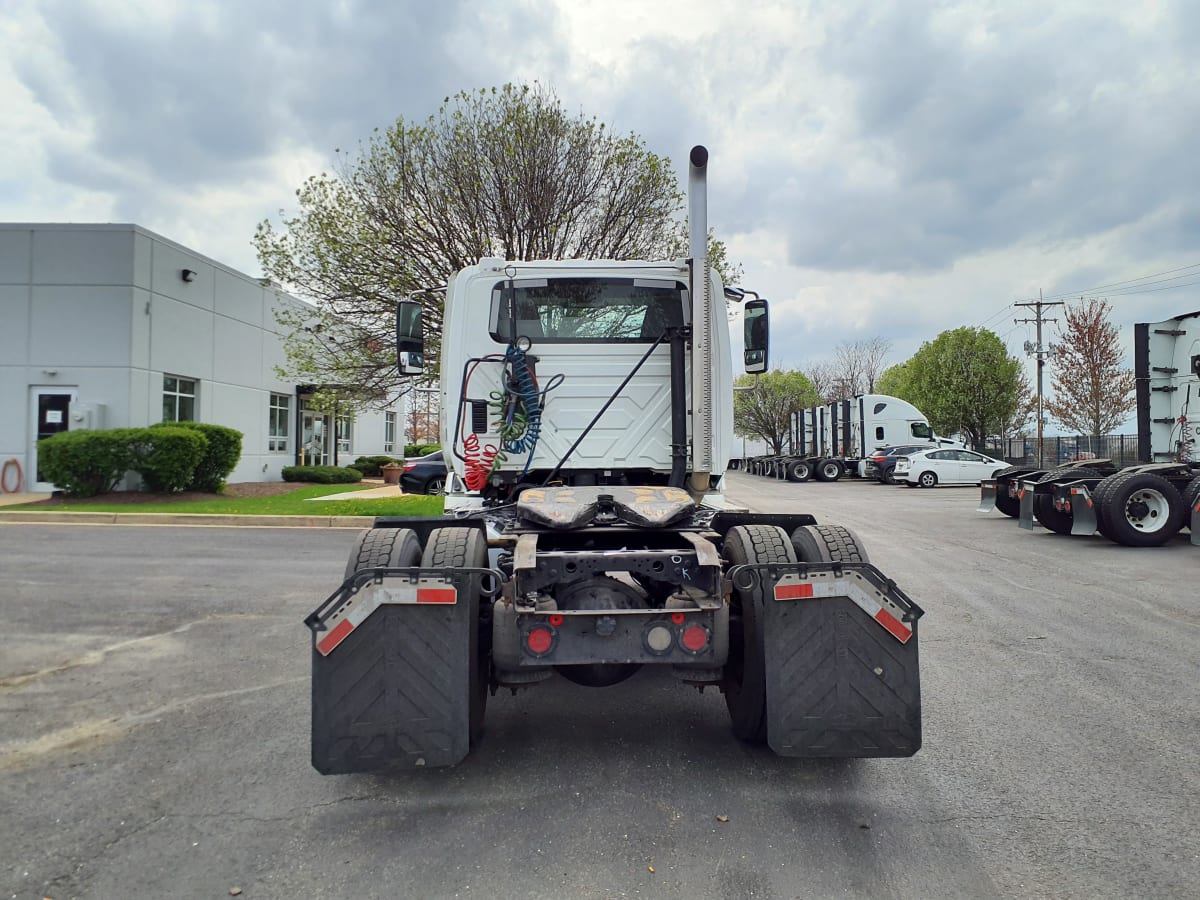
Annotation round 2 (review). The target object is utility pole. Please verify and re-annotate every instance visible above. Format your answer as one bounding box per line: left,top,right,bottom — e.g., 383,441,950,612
1015,290,1064,467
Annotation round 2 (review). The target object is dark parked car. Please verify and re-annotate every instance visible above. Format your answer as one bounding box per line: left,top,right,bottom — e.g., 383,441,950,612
864,444,934,484
400,450,446,494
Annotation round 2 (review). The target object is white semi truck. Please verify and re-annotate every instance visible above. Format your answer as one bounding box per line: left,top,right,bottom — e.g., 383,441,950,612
306,147,924,772
748,394,957,482
980,309,1199,546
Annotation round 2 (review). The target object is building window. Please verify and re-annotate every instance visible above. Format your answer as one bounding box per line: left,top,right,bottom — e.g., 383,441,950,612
336,414,353,454
384,412,397,454
269,394,290,451
163,375,196,422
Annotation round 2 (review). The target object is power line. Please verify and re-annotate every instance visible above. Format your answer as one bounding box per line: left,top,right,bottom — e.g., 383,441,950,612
1035,261,1200,303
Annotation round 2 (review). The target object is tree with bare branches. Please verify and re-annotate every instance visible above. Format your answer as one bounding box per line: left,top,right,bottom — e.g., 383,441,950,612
255,83,738,409
1046,298,1135,436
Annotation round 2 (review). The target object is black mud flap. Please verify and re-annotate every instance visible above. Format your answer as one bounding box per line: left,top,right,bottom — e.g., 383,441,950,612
739,562,924,758
305,567,498,774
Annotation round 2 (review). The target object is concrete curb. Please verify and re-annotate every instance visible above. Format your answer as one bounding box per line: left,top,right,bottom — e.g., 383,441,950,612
0,511,377,528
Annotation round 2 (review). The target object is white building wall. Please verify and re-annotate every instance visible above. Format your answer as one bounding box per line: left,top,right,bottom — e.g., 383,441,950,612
0,223,407,492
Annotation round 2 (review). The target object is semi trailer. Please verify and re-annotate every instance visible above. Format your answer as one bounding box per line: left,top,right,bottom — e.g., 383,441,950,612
745,394,956,482
305,146,925,773
979,310,1200,547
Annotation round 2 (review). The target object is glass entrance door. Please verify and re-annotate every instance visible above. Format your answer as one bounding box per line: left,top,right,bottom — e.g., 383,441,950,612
301,411,329,466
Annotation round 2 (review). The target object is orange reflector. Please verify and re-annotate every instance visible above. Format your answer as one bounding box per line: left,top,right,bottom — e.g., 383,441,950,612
526,627,553,655
680,624,708,652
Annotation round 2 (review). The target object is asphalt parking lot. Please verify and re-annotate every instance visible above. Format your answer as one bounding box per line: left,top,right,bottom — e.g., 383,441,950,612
2,473,1197,899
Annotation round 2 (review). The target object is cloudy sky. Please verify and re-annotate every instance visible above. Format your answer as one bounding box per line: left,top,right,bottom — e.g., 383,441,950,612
4,0,1199,419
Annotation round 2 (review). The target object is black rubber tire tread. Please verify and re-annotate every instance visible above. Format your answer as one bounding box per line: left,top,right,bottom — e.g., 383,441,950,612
993,466,1035,518
813,459,843,482
917,471,938,488
423,527,489,745
425,476,445,495
787,460,813,482
882,469,897,485
721,525,796,744
343,527,422,581
1031,468,1102,536
790,523,871,564
1095,471,1184,547
1184,476,1200,532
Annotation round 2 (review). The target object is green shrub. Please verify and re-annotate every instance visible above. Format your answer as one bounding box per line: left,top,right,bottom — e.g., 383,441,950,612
133,427,206,492
281,465,363,484
351,455,401,477
152,421,242,491
403,443,440,458
37,428,141,497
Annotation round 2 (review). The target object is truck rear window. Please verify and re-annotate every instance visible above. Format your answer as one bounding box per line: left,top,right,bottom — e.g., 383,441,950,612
489,277,687,343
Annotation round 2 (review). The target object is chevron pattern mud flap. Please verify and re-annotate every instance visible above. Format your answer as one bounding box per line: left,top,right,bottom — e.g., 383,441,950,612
756,564,923,758
309,571,474,774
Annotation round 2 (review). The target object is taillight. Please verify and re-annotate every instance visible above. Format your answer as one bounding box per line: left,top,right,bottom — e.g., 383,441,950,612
680,624,710,653
403,461,418,471
526,626,555,655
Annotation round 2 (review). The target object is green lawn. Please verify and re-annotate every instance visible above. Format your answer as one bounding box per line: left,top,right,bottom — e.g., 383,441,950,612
7,484,445,517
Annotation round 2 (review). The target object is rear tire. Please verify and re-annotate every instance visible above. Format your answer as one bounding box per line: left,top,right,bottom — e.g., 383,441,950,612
790,524,871,564
787,460,813,482
721,525,796,743
1032,468,1103,536
814,459,844,482
425,476,445,495
423,527,490,746
343,527,422,582
917,471,938,488
882,470,897,485
994,466,1034,518
1184,476,1200,531
1095,472,1184,547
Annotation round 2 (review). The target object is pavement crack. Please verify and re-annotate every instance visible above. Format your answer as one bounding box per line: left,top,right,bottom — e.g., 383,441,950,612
0,614,275,692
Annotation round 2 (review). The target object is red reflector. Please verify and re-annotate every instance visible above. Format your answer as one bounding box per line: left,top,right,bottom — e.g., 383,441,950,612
874,607,912,643
416,587,456,604
548,614,564,626
774,582,814,601
680,625,708,652
670,611,685,625
526,627,553,654
316,618,354,656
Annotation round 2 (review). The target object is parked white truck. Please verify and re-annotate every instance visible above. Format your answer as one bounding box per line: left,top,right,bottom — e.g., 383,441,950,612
980,309,1199,546
305,146,925,772
748,394,957,482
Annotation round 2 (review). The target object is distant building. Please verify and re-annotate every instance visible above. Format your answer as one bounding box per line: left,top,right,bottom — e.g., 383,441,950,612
0,224,406,492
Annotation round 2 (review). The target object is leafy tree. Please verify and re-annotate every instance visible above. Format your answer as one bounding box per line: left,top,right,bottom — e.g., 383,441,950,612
255,83,739,409
733,370,820,453
902,327,1025,448
1045,298,1135,436
875,362,911,398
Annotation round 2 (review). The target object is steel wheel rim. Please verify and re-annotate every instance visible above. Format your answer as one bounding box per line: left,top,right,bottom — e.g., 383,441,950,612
1124,488,1170,532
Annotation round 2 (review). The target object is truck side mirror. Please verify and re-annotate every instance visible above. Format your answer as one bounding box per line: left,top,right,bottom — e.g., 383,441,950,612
743,298,769,374
396,300,424,375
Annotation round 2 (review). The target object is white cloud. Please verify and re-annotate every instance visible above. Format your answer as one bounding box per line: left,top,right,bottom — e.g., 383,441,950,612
1,0,1196,419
